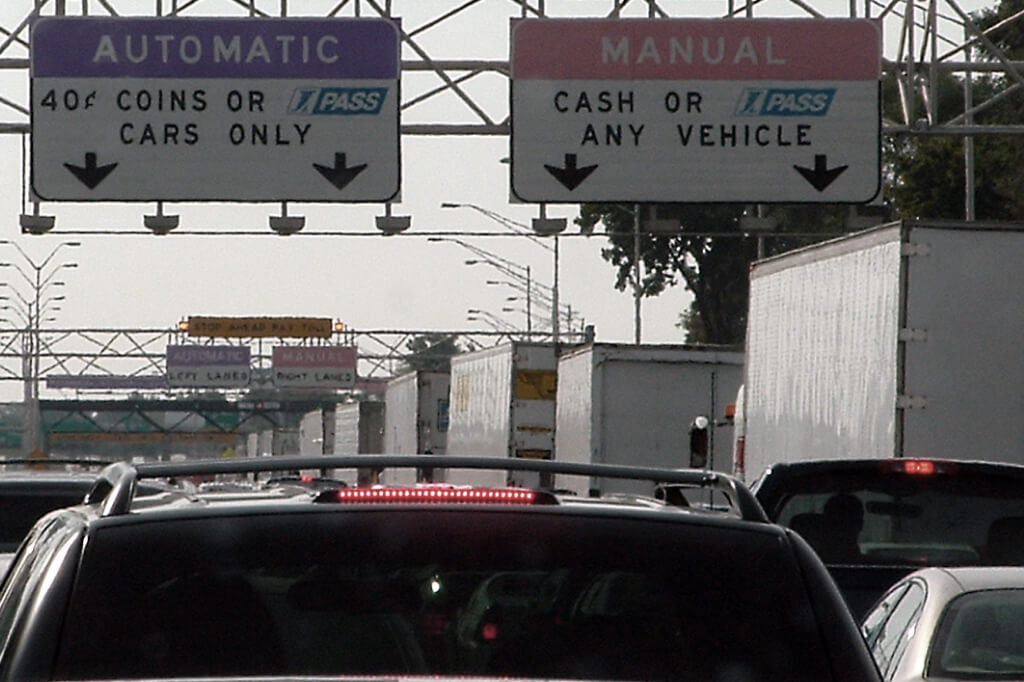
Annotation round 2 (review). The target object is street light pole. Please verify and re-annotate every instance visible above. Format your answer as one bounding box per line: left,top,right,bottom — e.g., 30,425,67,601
440,203,572,342
0,240,81,455
633,204,642,344
428,236,538,336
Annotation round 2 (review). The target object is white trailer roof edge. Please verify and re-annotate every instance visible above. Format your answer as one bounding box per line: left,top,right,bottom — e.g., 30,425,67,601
750,220,1024,278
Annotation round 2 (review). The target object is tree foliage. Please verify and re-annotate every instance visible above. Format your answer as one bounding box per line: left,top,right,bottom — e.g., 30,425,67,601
399,333,467,374
577,203,850,345
887,0,1024,219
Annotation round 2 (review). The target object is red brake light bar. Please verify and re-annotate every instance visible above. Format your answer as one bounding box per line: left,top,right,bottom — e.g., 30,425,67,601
880,459,957,475
902,460,935,475
324,487,540,505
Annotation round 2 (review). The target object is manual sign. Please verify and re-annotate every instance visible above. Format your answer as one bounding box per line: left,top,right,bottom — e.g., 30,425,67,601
510,18,881,203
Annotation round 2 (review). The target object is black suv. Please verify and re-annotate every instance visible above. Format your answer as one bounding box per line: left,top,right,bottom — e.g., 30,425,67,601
0,455,880,681
752,457,1024,618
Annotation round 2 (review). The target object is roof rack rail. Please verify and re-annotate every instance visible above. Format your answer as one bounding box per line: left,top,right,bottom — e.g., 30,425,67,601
84,461,139,517
89,455,765,522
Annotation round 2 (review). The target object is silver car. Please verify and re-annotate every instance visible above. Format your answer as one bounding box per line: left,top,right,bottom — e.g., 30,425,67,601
861,565,1024,681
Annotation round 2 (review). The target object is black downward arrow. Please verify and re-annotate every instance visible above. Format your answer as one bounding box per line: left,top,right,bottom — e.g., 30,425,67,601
794,154,848,192
63,152,118,189
313,153,367,191
544,154,598,191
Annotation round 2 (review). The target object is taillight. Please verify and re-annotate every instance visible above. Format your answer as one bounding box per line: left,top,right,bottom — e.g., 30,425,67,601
903,460,935,475
880,459,956,475
480,622,500,641
318,487,541,504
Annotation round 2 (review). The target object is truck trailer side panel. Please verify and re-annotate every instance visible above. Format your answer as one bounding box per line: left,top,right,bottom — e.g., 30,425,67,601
447,342,557,487
551,348,596,470
901,226,1024,461
554,344,743,496
744,227,902,485
329,400,385,485
383,370,449,485
741,221,1024,484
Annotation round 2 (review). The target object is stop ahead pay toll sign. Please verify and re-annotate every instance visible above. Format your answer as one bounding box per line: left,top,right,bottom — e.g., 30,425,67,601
510,18,882,204
30,17,400,202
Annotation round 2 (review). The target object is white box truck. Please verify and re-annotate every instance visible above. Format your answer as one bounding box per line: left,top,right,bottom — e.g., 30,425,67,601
554,343,744,496
329,400,385,486
333,401,385,456
382,370,450,484
299,408,334,456
737,220,1024,485
447,342,558,488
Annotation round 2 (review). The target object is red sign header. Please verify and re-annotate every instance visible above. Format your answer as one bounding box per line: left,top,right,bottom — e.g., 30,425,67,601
512,18,881,81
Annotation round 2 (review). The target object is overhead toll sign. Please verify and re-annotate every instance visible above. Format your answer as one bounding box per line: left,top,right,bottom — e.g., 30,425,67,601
272,345,357,389
187,316,333,339
510,18,881,203
30,17,400,202
166,344,251,388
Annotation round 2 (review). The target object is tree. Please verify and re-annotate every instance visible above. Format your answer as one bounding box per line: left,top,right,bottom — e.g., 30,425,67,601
398,333,466,373
886,0,1024,220
577,203,851,345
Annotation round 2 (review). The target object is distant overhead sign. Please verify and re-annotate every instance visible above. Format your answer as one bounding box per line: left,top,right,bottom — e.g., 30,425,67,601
187,316,333,339
166,345,251,388
272,346,357,389
30,17,400,201
510,18,881,203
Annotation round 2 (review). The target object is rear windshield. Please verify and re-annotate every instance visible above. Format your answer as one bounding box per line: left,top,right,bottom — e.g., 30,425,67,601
56,509,829,681
767,466,1024,566
929,588,1024,679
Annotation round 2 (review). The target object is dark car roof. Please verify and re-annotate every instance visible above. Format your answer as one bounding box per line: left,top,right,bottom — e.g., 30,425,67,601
73,454,769,525
755,456,1024,477
752,457,1024,499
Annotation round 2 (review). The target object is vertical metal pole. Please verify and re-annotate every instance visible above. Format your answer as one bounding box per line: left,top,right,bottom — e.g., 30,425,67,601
708,371,717,471
33,267,40,407
525,265,532,335
964,26,976,220
757,205,766,259
27,265,41,455
928,0,938,127
906,0,916,125
552,234,560,342
633,204,641,344
21,325,31,456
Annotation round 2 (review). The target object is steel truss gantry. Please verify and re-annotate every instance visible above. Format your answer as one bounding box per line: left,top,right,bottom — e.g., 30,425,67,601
0,326,581,400
1,0,1021,141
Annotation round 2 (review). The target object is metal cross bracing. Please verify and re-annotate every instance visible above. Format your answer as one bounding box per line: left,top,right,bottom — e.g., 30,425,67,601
0,325,581,400
1,0,1023,142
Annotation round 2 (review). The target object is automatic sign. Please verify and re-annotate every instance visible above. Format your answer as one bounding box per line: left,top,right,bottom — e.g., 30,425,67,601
30,17,400,202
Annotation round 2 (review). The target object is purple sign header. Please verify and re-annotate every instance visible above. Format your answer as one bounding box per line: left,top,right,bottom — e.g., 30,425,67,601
31,17,399,79
167,344,250,366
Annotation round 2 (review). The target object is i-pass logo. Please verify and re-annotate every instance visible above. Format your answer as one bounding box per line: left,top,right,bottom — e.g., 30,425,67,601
734,88,836,116
288,87,388,115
